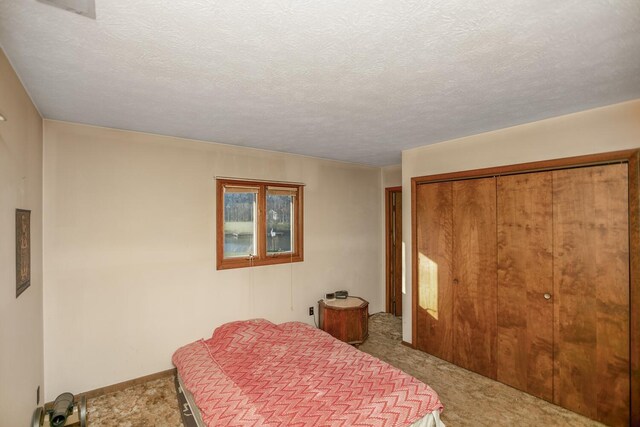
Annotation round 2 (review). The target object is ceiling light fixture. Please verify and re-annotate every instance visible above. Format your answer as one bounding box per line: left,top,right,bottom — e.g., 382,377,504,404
0,113,6,122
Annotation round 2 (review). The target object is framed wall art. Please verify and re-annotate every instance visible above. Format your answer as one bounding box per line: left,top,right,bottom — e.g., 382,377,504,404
16,209,31,297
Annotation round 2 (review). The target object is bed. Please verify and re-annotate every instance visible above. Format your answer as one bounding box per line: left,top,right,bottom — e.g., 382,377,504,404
172,319,445,427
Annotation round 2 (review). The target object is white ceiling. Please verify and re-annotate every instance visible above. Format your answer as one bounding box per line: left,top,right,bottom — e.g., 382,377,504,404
1,1,639,166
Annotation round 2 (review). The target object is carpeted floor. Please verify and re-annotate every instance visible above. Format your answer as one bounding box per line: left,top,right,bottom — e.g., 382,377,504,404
86,313,603,426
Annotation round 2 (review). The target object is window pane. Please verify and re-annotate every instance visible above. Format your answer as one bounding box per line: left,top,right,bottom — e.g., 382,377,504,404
223,192,257,258
266,193,294,254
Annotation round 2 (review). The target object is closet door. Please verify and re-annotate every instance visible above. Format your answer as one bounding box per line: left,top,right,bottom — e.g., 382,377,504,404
497,172,554,401
452,178,497,379
553,164,629,426
415,182,454,362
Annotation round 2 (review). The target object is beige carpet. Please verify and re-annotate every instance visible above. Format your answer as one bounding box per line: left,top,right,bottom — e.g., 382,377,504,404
86,313,603,426
358,314,602,427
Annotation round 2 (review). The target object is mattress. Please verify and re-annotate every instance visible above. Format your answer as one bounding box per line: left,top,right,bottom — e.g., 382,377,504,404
173,319,445,427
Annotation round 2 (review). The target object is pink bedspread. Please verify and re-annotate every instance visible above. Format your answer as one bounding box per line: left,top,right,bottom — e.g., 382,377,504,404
172,319,443,426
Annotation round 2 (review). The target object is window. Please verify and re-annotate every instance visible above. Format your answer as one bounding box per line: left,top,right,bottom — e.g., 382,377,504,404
216,178,304,269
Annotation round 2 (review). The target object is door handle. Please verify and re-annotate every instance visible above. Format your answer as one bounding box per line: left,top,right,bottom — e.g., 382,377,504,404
543,293,552,300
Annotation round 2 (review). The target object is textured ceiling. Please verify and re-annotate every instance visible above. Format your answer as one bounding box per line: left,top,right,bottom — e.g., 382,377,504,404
1,1,639,166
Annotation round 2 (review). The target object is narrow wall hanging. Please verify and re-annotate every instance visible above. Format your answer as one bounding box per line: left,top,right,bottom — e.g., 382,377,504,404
16,209,31,297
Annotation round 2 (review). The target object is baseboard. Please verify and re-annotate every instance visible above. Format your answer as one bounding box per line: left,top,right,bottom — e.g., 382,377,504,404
401,340,414,349
46,368,176,406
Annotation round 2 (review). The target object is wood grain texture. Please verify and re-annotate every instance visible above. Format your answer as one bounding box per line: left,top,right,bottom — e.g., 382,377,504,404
412,149,639,186
411,149,639,425
385,186,402,314
630,152,640,427
452,177,498,379
553,164,630,426
394,191,403,316
415,182,454,362
318,297,369,345
411,179,418,346
497,172,554,402
215,178,304,270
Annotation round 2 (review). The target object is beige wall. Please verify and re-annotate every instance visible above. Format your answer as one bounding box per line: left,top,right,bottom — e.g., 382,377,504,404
382,164,402,189
401,99,640,342
0,49,44,420
43,120,383,398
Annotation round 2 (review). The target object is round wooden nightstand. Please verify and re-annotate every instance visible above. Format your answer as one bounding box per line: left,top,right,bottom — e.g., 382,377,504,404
318,296,369,345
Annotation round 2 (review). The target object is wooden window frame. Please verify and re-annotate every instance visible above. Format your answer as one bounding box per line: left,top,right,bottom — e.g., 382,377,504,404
216,178,304,270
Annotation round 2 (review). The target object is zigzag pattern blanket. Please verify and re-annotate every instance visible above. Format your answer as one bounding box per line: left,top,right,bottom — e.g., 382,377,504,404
172,319,444,426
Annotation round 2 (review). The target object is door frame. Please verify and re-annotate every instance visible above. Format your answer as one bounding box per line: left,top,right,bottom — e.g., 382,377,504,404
385,186,402,315
410,149,640,425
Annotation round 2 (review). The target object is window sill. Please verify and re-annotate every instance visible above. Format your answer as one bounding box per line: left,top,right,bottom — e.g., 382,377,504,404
216,254,304,270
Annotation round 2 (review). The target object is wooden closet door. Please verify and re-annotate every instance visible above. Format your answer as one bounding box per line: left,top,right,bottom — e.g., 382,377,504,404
497,172,554,402
452,177,497,379
553,164,630,426
415,182,454,362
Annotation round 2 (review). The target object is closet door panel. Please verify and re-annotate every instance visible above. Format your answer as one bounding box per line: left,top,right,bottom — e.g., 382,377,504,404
497,172,554,402
553,164,630,426
415,182,454,362
452,177,497,379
